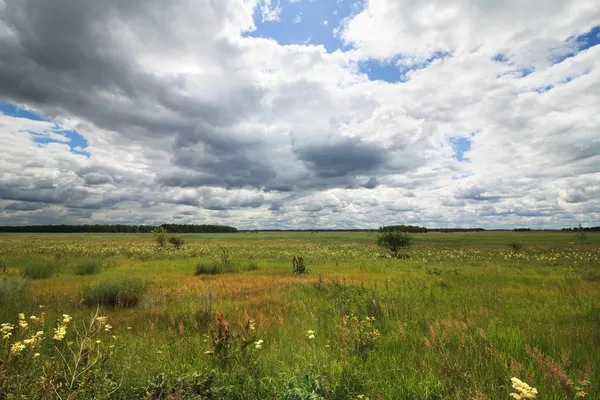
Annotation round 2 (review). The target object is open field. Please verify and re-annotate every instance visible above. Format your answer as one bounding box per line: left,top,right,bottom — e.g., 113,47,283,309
0,231,599,399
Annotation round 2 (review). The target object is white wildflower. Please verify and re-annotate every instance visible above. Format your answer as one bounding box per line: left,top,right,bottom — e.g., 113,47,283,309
510,377,538,400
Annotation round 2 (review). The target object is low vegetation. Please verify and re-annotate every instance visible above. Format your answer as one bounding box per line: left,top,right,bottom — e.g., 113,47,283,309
75,259,103,275
0,231,597,399
376,230,413,257
81,278,145,307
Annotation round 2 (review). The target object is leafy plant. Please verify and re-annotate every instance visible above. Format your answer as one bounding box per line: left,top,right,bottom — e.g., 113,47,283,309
293,256,307,274
576,223,587,244
82,278,145,307
377,231,413,257
508,242,524,252
151,227,168,248
168,236,185,249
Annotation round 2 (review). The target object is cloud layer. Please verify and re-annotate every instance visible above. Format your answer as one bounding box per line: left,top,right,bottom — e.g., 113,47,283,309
0,0,599,228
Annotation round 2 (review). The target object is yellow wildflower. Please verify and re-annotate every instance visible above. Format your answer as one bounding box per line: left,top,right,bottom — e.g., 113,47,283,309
10,341,26,356
53,325,67,341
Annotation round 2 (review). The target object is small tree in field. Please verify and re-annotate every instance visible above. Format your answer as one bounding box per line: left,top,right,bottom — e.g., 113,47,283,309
151,227,168,248
576,223,587,244
377,231,413,257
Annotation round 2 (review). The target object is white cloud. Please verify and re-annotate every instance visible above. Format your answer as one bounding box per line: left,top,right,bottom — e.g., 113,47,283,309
0,0,598,228
293,13,302,24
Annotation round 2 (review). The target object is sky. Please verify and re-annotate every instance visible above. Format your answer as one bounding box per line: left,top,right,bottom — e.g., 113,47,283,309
0,0,599,229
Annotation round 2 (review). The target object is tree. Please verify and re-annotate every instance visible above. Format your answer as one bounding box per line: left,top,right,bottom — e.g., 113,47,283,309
377,231,413,257
151,227,168,248
576,223,587,244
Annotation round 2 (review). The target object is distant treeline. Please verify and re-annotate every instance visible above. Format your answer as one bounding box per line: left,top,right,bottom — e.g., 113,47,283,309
379,225,428,233
0,224,238,233
378,225,485,233
562,226,600,232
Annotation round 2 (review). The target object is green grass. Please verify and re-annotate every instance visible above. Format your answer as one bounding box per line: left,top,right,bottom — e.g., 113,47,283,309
75,259,103,275
0,232,598,399
82,278,145,307
0,276,29,304
20,260,59,279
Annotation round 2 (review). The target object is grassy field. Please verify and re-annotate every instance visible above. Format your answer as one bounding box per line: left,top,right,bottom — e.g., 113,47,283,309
0,231,598,399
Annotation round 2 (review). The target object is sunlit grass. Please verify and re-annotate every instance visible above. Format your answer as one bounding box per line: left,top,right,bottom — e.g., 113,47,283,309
0,232,598,399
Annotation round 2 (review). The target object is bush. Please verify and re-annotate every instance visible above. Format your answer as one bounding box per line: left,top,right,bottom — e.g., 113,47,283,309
75,260,102,275
21,261,58,279
195,262,223,275
82,278,145,307
508,242,524,252
169,236,185,249
292,256,307,274
152,227,168,248
377,231,413,257
0,276,29,304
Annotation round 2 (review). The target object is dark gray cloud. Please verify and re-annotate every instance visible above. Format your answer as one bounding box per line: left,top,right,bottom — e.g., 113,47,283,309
295,139,387,178
362,177,380,189
3,202,48,211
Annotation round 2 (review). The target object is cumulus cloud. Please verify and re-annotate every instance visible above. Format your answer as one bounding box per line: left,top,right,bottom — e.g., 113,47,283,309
0,0,598,228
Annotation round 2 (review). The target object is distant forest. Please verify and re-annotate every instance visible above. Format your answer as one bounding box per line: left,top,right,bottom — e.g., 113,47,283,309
0,224,238,233
562,226,600,232
0,224,597,233
378,225,484,233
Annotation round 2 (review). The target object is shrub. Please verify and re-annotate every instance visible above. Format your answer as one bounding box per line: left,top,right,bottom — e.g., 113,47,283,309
195,262,223,275
21,261,58,279
75,260,102,275
377,231,413,257
0,276,29,304
82,278,145,307
508,242,524,252
151,227,168,248
243,261,259,271
169,236,185,249
292,256,307,274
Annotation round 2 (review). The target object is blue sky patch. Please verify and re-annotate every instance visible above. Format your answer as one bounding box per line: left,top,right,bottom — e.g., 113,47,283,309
0,101,90,157
358,51,450,83
550,25,600,64
247,0,364,52
449,135,473,162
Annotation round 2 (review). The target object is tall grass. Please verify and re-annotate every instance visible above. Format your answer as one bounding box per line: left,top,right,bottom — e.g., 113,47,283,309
20,261,58,279
0,276,29,304
82,278,145,307
75,260,103,275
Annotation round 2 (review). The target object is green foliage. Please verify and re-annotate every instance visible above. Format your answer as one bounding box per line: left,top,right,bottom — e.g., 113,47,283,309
82,278,144,307
168,235,185,249
576,223,588,244
151,227,168,248
136,372,216,399
20,261,58,279
75,259,103,275
195,262,224,275
0,276,28,304
292,256,307,274
377,231,413,257
508,242,524,252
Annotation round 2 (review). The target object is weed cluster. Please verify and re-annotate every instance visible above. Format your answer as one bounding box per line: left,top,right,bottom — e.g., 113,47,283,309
75,259,103,275
292,255,307,274
82,278,145,307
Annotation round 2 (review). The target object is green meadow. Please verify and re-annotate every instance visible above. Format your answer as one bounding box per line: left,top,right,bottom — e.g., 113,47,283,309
0,231,598,399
